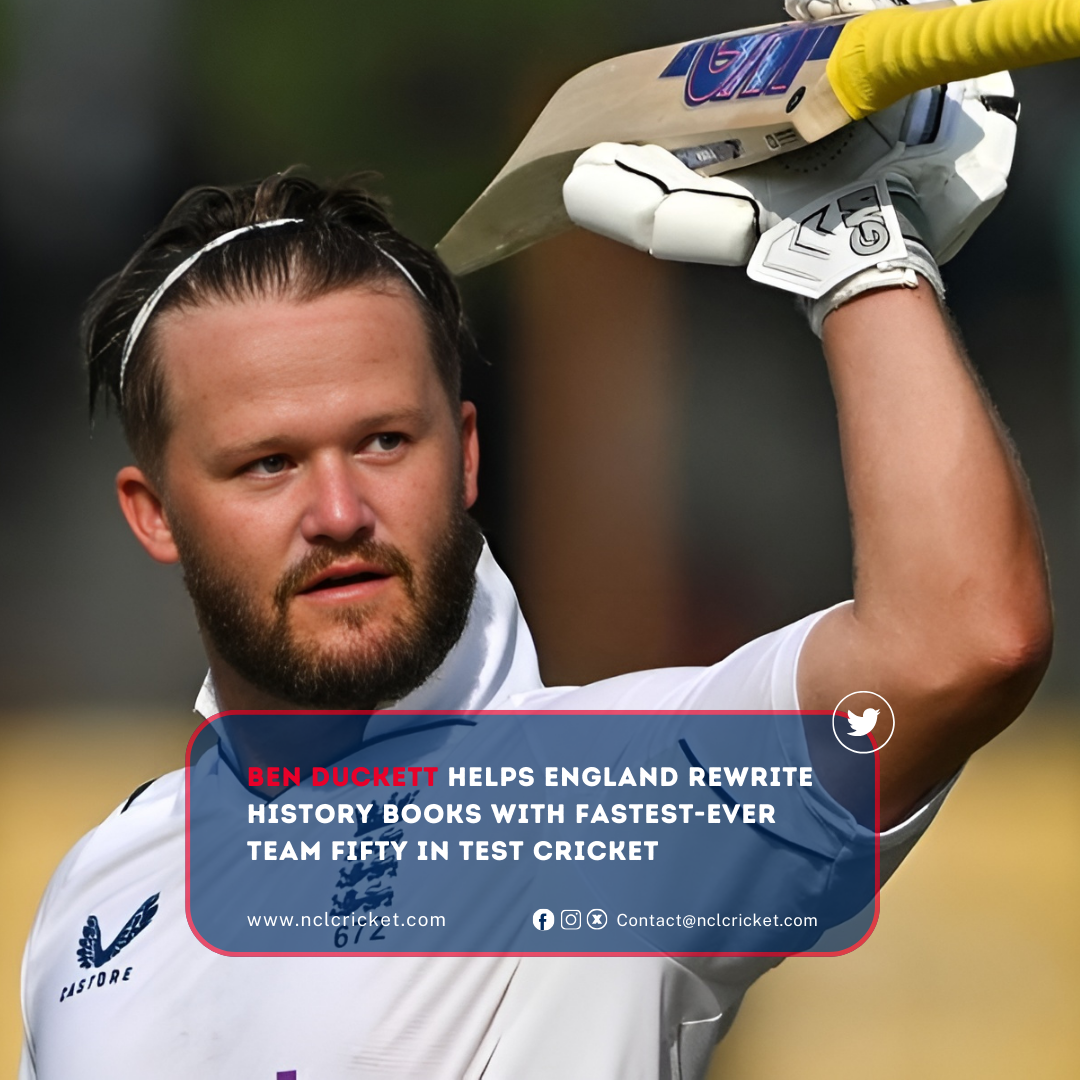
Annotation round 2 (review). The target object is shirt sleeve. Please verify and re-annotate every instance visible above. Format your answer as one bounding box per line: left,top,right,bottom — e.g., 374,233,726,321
512,603,841,712
515,600,957,851
878,770,959,879
688,602,962,858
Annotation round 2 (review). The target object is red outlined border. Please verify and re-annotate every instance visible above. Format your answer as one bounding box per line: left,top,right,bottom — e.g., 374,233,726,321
185,709,880,960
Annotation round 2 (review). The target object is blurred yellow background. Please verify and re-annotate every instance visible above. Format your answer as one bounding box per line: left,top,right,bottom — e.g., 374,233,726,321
3,708,1076,1079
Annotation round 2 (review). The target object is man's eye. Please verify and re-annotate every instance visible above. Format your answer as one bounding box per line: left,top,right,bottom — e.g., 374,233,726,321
369,433,404,453
250,455,289,475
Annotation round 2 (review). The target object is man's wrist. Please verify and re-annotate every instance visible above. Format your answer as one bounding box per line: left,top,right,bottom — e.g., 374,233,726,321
802,237,945,338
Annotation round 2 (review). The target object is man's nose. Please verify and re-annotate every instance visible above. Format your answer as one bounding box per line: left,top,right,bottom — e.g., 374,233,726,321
299,456,376,543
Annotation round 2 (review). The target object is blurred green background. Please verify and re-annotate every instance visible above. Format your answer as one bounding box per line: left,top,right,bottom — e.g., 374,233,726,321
1,1,1078,1076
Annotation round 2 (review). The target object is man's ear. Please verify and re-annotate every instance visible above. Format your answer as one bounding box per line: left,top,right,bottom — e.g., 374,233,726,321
460,401,479,510
116,466,180,564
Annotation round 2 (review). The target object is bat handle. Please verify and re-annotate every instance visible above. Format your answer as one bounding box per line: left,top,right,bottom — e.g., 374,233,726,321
829,0,1080,120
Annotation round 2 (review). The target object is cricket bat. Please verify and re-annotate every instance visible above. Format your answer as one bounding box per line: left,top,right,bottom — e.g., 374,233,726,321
437,0,1080,275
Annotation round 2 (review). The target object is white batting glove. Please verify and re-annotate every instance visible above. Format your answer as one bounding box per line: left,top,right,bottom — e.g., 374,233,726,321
873,72,1017,263
565,77,1016,267
563,72,1016,330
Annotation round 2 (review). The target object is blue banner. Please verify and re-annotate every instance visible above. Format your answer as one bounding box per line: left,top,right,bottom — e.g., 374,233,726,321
186,712,878,956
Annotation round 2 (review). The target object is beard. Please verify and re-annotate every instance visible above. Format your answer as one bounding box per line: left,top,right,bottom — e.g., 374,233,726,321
173,508,484,710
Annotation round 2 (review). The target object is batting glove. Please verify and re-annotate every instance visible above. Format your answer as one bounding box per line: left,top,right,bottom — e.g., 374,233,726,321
563,69,1015,333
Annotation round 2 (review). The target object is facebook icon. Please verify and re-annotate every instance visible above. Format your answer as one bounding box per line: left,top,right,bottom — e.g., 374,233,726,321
532,908,555,931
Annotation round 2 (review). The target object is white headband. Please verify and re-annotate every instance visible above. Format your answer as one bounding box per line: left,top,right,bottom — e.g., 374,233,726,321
116,217,427,398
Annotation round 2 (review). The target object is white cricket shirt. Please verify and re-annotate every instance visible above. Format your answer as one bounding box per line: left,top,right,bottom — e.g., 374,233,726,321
20,546,952,1080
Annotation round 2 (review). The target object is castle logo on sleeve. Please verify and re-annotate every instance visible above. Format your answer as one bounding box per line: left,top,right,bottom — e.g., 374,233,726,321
832,693,895,754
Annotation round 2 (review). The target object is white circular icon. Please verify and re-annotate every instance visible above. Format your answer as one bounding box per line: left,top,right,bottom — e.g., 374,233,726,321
586,908,608,929
832,691,895,754
532,908,555,931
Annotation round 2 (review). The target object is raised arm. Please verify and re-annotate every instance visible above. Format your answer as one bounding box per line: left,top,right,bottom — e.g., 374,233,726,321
560,49,1052,826
798,284,1051,825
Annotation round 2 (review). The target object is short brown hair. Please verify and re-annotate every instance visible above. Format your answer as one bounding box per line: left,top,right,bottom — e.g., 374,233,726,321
83,172,469,481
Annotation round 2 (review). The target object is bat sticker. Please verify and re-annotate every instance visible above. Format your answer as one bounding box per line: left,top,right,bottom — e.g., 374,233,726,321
660,23,843,107
672,139,744,169
765,129,800,151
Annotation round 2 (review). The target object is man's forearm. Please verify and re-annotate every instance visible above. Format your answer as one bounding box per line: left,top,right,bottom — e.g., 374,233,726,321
799,283,1051,824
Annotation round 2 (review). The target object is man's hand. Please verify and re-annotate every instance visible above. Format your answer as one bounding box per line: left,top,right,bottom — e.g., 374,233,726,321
563,72,1016,277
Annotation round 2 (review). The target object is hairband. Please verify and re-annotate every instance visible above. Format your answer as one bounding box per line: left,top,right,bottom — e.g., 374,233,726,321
116,217,427,398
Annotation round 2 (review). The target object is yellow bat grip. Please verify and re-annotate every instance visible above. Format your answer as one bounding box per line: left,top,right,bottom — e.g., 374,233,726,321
828,0,1080,120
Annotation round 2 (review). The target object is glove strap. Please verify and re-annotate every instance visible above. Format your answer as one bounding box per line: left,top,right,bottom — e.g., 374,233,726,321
802,237,945,337
745,176,945,335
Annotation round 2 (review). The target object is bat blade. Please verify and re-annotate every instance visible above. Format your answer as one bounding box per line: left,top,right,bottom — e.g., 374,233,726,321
441,0,1080,275
436,16,854,275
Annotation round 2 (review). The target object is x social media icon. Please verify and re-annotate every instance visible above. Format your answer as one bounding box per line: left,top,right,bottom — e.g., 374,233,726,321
586,908,607,929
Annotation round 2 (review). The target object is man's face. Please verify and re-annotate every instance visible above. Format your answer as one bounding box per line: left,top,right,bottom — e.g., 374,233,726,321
122,284,482,709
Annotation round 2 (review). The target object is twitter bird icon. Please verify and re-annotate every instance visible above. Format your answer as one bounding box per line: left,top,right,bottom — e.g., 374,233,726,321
846,708,880,737
833,694,894,753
